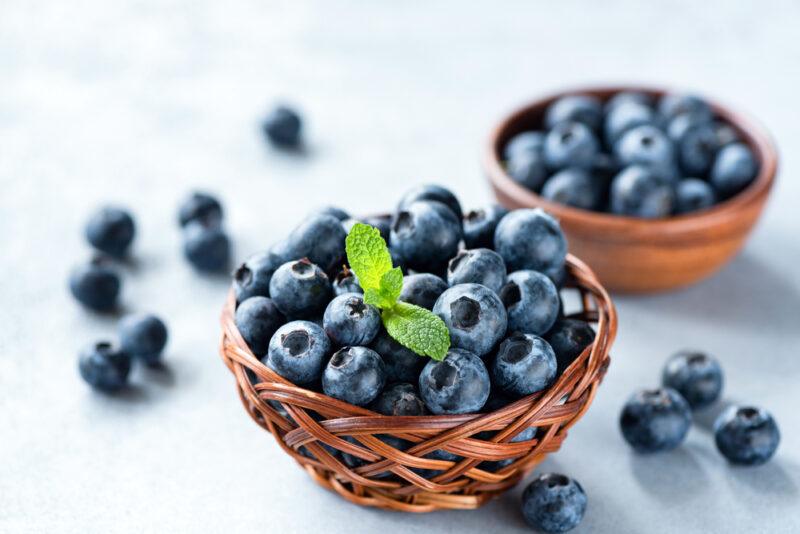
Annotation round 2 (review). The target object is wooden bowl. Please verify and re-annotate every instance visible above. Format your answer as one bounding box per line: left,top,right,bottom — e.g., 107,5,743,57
485,86,778,293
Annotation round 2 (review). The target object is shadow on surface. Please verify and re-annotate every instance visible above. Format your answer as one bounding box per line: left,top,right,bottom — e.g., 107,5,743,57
726,459,799,499
629,447,709,503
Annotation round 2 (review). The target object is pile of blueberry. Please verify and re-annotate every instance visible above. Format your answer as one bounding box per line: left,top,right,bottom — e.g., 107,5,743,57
503,91,760,217
620,350,780,466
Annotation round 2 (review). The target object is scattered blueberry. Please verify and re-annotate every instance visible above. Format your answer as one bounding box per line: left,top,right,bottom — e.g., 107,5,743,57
323,293,381,346
371,382,426,416
178,191,223,228
369,329,426,383
610,165,674,218
543,121,599,171
462,204,509,249
507,150,549,191
262,105,302,147
662,351,723,409
286,213,347,274
503,131,545,160
68,257,121,312
541,168,598,210
521,473,587,533
446,248,507,294
266,320,331,385
85,206,135,258
620,388,692,453
674,178,716,214
418,348,490,414
714,406,780,466
269,259,332,319
500,270,560,336
398,273,448,310
397,184,463,221
545,95,603,131
494,208,567,274
332,267,362,296
710,142,758,198
78,341,132,392
233,250,283,303
390,200,462,273
545,319,595,373
118,313,169,364
235,296,285,357
492,333,557,397
182,219,231,272
433,283,507,358
322,346,386,406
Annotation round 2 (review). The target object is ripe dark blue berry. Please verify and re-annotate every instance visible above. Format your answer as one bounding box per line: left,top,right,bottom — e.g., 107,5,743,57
369,329,425,383
397,184,463,221
604,91,652,114
710,143,758,199
390,200,462,273
182,219,231,272
462,204,508,249
323,293,381,346
610,165,674,218
657,93,712,124
322,346,386,406
541,168,598,211
503,131,545,161
333,267,362,296
78,341,132,392
85,206,135,258
545,319,595,373
714,406,780,466
178,191,223,227
267,321,331,385
371,382,426,416
262,105,302,147
286,213,347,274
494,208,567,274
543,121,599,171
418,348,490,414
662,351,723,409
507,150,549,191
235,296,285,357
433,283,507,358
604,101,655,145
667,114,718,176
233,250,283,303
500,270,560,335
521,473,587,533
68,257,121,312
545,95,603,131
446,248,507,294
674,178,716,214
399,273,448,310
620,388,691,453
614,125,677,179
492,333,557,397
269,259,332,319
118,313,169,364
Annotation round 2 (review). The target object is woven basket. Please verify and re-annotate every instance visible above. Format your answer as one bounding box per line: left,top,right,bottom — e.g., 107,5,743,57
220,253,616,512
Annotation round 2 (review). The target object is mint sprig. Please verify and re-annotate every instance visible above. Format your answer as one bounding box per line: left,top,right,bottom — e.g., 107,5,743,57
345,223,450,361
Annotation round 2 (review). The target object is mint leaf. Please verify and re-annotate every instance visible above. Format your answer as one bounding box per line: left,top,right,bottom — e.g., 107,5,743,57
345,223,393,291
382,301,450,361
363,267,403,309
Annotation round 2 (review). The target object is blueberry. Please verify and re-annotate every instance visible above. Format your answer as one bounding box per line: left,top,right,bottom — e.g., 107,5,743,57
604,101,655,145
397,184,463,221
712,121,739,147
433,284,507,358
234,296,285,357
521,473,587,533
446,248,507,294
614,125,676,177
507,150,549,191
178,191,223,228
269,259,332,319
543,121,599,171
322,346,386,406
610,165,674,218
503,131,545,160
662,351,723,409
315,206,350,221
286,213,347,274
714,406,780,466
398,273,448,310
620,388,691,453
233,250,283,303
491,333,557,397
371,382,426,416
68,257,121,312
363,215,392,242
545,319,595,373
266,320,330,384
78,341,132,392
710,143,758,199
657,93,713,124
262,105,302,147
418,348,490,414
390,201,462,273
500,270,560,336
323,293,381,347
333,267,362,296
545,95,603,131
674,178,716,214
667,114,719,176
85,206,135,258
541,168,599,211
494,208,568,274
118,313,169,364
604,91,652,114
462,205,509,249
182,219,231,272
369,329,426,383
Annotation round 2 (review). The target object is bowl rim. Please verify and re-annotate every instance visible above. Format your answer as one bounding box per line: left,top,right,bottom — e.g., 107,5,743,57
484,84,779,242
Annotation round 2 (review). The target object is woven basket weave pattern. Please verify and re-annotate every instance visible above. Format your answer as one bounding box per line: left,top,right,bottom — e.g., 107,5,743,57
220,254,616,512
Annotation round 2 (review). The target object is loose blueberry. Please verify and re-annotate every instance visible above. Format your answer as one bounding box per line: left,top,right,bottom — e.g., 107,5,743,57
545,319,595,373
322,346,387,406
620,388,692,453
658,93,713,124
182,219,231,272
262,105,302,147
398,273,448,310
674,178,716,214
390,200,462,273
118,313,169,364
235,296,285,357
446,248,507,294
503,131,545,160
494,208,568,274
371,382,426,416
507,150,549,191
323,293,381,347
333,267,362,296
369,329,426,383
397,184,463,221
269,259,332,319
604,101,655,145
492,333,557,397
68,257,121,312
85,206,135,258
462,204,509,249
545,95,603,131
543,121,599,171
266,321,331,384
662,351,723,409
610,165,675,218
315,206,350,221
710,143,758,199
500,270,560,336
418,348,490,414
541,168,599,211
78,341,132,392
614,125,677,178
433,283,507,358
286,213,347,274
233,250,283,303
178,191,223,228
714,406,780,466
521,473,587,533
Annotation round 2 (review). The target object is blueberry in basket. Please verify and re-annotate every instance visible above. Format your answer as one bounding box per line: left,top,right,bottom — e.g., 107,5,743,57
503,91,760,216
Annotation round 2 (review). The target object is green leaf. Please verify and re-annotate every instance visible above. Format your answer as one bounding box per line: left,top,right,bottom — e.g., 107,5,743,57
363,267,404,309
345,223,393,292
382,302,450,361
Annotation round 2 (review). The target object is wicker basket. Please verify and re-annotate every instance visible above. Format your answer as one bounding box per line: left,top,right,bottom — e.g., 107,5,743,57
220,253,616,512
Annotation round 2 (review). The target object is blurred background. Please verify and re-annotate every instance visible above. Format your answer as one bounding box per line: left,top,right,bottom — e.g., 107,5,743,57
2,1,799,532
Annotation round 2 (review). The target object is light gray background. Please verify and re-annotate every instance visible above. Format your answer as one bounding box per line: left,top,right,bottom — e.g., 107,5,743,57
2,1,799,532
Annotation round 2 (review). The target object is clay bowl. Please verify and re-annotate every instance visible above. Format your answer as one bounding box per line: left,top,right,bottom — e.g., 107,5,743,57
485,86,778,293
